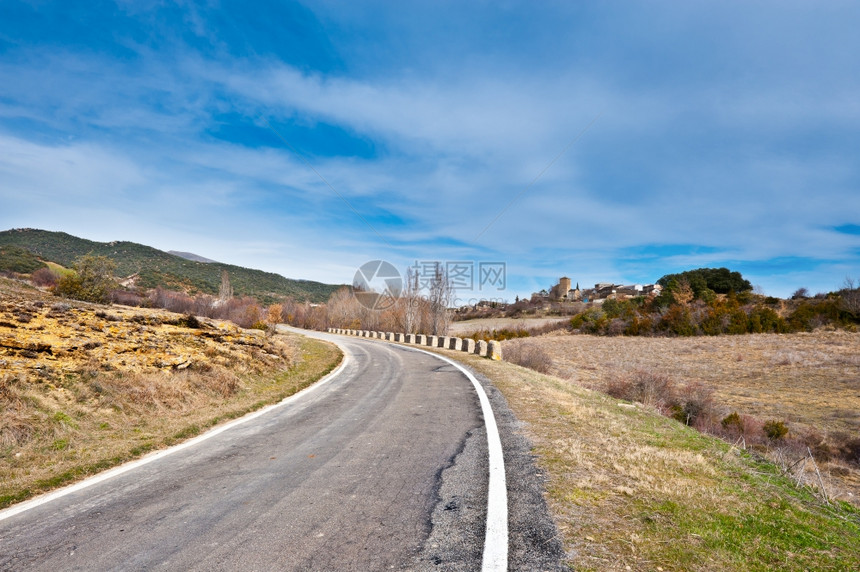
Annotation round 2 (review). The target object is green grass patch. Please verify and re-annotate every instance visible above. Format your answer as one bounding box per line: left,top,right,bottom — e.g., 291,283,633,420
52,411,78,429
49,438,70,451
44,261,74,276
172,424,201,440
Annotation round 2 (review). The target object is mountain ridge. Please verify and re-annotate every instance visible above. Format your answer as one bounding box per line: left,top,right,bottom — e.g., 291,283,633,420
168,250,218,263
0,228,341,304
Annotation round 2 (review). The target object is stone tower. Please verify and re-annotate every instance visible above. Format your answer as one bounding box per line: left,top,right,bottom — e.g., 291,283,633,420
558,277,571,297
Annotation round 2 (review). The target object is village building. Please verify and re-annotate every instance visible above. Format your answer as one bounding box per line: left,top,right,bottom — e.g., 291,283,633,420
538,277,662,303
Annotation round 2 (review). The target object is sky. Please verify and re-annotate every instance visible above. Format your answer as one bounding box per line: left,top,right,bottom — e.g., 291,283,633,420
1,1,859,302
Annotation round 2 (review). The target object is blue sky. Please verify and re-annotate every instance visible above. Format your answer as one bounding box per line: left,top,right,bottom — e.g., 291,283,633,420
1,1,859,301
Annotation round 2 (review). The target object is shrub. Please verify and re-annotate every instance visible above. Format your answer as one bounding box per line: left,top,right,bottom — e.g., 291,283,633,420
623,314,654,336
748,307,788,333
149,287,195,314
841,437,860,465
224,299,263,329
788,299,842,331
717,412,765,444
700,306,726,335
31,267,59,287
791,287,809,300
763,420,789,441
503,341,554,374
172,314,201,329
602,298,634,319
267,304,284,325
721,412,744,435
605,370,676,410
570,307,607,334
726,309,750,335
606,318,628,336
659,306,698,336
797,428,836,461
719,412,768,439
672,381,717,426
110,289,149,307
53,254,118,304
471,328,530,342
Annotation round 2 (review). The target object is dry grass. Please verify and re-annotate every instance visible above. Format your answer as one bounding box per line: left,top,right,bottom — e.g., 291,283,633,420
448,316,568,336
520,331,860,434
503,331,860,501
0,279,342,507
439,350,860,571
502,341,555,373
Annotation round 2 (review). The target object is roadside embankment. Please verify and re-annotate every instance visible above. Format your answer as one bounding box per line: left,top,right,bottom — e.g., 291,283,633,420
1,279,342,508
381,334,860,571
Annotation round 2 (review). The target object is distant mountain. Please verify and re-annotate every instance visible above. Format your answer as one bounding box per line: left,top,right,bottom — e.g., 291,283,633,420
168,250,218,263
0,228,342,304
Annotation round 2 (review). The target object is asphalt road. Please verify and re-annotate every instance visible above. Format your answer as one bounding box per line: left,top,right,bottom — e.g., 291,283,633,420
0,331,566,571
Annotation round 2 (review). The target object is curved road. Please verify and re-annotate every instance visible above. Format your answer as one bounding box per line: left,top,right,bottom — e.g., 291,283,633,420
0,333,496,570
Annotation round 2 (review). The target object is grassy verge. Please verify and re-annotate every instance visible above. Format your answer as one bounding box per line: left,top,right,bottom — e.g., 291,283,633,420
0,334,341,510
433,349,860,571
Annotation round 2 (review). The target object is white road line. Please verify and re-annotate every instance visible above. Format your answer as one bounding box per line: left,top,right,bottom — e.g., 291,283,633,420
0,351,350,523
396,344,509,572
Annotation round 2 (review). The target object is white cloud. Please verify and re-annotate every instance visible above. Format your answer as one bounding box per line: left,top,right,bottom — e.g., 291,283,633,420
0,134,145,201
2,2,859,298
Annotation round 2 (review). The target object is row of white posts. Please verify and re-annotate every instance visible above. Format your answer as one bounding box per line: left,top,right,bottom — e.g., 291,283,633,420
326,328,502,360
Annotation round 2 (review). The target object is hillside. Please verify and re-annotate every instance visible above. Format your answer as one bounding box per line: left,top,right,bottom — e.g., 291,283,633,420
0,228,341,304
0,277,341,508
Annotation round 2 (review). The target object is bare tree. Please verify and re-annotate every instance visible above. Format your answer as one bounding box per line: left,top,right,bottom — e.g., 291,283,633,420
840,276,860,317
402,266,420,334
219,269,233,302
428,262,452,335
327,287,360,328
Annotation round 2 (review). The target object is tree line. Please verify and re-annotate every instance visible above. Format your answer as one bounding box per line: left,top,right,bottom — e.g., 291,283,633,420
571,269,859,337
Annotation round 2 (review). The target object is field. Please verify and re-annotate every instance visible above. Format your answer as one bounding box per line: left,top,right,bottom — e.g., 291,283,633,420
0,278,342,507
444,348,860,571
530,332,859,432
504,331,860,503
448,316,568,336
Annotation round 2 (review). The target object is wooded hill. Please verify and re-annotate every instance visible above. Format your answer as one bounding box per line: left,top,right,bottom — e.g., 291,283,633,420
0,228,341,304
